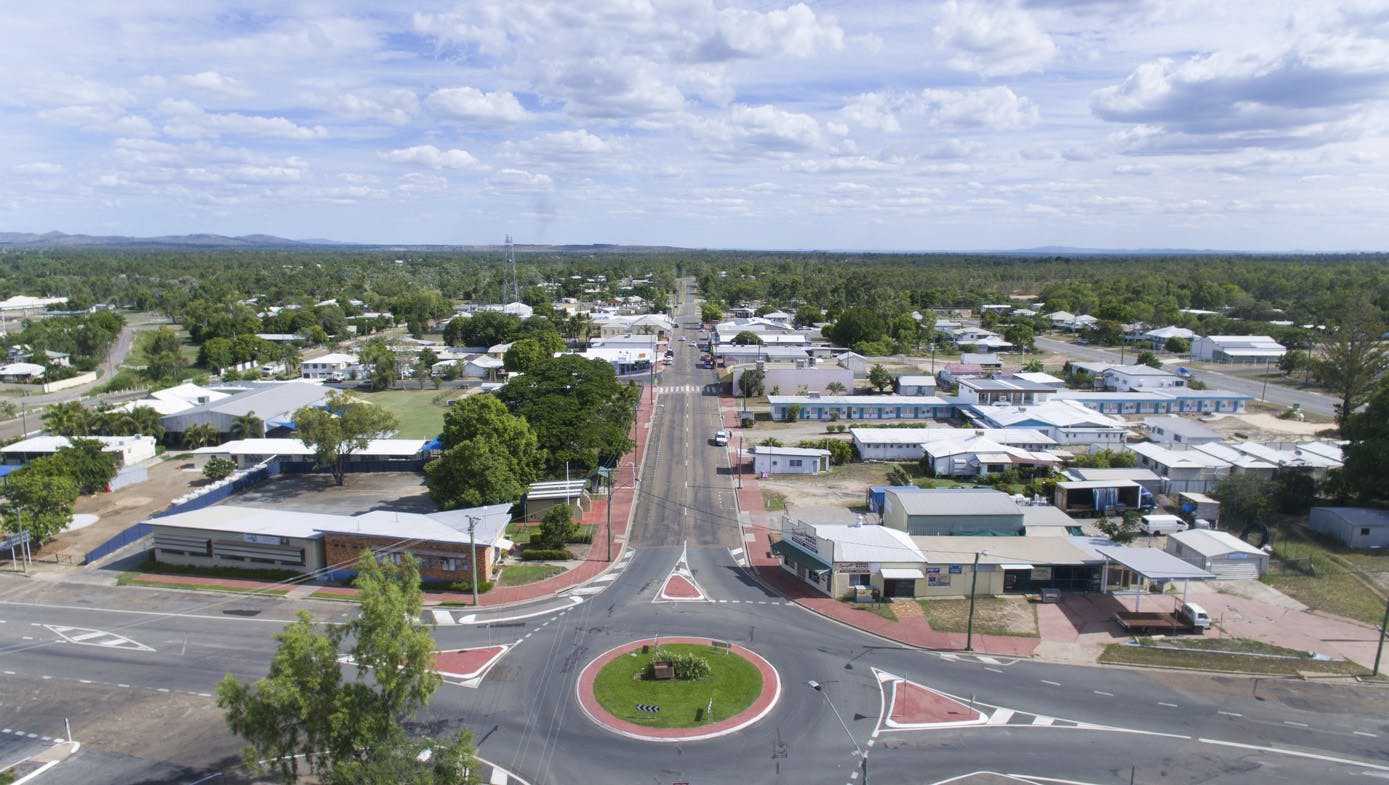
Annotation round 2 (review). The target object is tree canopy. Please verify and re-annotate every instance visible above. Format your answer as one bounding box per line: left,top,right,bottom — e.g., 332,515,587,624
495,354,640,474
216,552,478,785
426,394,540,509
1337,380,1389,504
292,392,399,485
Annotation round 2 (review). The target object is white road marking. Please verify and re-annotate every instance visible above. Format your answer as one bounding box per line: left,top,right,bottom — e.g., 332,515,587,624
1218,711,1243,717
1354,731,1378,738
1092,691,1113,697
1284,721,1309,728
976,656,1001,665
1198,737,1389,772
988,709,1015,725
430,610,453,625
1041,680,1061,687
1031,716,1054,726
985,667,1004,674
1158,702,1179,708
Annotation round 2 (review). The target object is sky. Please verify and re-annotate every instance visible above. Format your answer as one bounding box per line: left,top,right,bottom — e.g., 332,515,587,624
3,1,1389,251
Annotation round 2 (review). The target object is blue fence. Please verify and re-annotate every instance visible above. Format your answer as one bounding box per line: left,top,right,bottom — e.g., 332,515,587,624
155,463,278,518
85,522,151,565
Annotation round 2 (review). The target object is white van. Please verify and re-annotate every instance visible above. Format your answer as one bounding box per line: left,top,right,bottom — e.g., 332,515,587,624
1139,514,1188,535
1179,601,1212,631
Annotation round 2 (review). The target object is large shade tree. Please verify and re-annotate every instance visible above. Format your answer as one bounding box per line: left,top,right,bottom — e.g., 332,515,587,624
292,392,399,485
426,394,540,509
495,354,640,474
1313,301,1389,427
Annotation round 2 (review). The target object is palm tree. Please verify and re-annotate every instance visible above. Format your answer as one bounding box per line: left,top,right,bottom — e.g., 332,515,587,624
127,405,166,441
182,422,220,449
825,381,848,395
42,401,90,436
229,411,265,440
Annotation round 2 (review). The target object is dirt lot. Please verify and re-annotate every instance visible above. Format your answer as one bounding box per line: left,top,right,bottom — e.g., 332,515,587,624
1195,411,1339,441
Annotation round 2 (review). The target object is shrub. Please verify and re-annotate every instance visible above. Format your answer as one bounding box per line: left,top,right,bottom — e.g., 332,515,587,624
521,548,573,561
740,416,755,429
202,456,237,482
648,647,711,680
440,580,493,593
539,504,578,549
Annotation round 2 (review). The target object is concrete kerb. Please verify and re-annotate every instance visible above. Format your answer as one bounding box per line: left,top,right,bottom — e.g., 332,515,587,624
11,741,80,785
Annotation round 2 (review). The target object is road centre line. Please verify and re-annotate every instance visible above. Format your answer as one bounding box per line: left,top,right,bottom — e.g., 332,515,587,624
1218,711,1243,717
985,667,1004,674
1354,731,1378,738
1198,737,1389,772
1041,680,1061,687
1284,721,1309,728
1092,691,1113,697
1158,702,1179,708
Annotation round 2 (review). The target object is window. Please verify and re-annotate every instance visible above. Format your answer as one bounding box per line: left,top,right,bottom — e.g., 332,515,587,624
789,459,803,467
1362,528,1372,536
848,572,871,587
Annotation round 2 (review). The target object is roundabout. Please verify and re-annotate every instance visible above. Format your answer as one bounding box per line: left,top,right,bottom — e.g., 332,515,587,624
575,636,782,742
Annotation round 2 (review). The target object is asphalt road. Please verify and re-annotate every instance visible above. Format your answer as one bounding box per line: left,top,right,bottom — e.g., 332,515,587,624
1032,335,1339,418
1,286,1384,784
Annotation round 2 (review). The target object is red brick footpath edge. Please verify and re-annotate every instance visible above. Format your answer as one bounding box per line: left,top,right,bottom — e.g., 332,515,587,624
575,636,781,742
133,394,658,607
718,396,1040,659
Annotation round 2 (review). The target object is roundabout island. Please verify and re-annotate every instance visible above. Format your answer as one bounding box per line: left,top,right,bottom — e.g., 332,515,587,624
576,636,782,742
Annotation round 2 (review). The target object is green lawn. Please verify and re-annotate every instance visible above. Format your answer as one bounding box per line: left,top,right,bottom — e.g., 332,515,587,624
592,643,762,728
354,388,464,438
497,564,565,587
1261,523,1389,626
1100,638,1367,676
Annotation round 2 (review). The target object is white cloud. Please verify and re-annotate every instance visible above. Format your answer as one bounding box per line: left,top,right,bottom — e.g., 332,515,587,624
487,168,555,193
545,58,685,118
178,71,253,98
332,89,419,126
936,0,1057,76
839,93,901,133
157,99,326,140
915,87,1040,130
426,86,527,126
696,3,843,61
701,104,826,157
14,162,64,175
380,145,483,170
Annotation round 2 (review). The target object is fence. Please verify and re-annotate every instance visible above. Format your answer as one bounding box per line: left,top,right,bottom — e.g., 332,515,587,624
84,522,152,565
109,464,148,492
157,461,278,518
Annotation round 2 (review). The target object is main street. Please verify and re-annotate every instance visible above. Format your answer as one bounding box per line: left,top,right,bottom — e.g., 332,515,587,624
1,283,1385,784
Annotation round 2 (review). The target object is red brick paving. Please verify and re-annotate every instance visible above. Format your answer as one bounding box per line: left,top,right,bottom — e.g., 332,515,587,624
575,636,780,741
888,679,983,726
660,573,702,600
433,646,506,679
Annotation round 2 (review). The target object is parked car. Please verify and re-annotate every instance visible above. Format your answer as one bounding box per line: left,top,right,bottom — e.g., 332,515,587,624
713,430,729,446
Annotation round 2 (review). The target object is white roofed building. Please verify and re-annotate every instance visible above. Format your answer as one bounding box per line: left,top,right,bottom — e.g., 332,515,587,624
1190,335,1286,363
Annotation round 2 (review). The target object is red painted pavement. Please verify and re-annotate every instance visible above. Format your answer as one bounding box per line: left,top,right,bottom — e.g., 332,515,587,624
888,679,982,726
576,636,779,741
433,646,505,679
660,573,702,600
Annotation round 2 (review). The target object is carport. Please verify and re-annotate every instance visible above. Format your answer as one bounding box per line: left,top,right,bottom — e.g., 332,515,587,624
1094,545,1215,610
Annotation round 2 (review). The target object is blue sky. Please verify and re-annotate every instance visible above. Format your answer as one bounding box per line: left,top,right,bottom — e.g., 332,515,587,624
3,1,1388,250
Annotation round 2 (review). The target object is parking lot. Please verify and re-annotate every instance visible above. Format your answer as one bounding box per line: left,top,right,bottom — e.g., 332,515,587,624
228,471,436,515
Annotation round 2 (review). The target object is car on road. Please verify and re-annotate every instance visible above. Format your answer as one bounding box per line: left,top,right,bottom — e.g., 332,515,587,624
713,430,728,446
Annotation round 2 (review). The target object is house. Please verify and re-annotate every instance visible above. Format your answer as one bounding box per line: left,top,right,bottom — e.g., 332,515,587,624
1052,480,1144,515
301,352,359,380
158,381,329,439
955,376,1058,406
961,400,1129,448
895,374,937,396
851,427,1056,462
911,535,1119,595
938,363,985,385
1012,371,1066,388
596,313,674,338
921,434,1062,479
1190,335,1286,363
880,487,1025,536
193,438,428,470
960,353,1004,369
521,479,592,524
1165,529,1269,579
1142,326,1196,350
0,362,45,382
1127,442,1232,494
1189,443,1278,479
580,346,654,375
1143,416,1223,446
752,445,831,476
762,309,794,325
1,435,158,467
1102,365,1187,392
463,355,504,379
1053,388,1251,415
1308,507,1389,549
1065,467,1162,496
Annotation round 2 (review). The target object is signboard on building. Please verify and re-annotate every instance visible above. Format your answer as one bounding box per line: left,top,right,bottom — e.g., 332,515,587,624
790,524,820,554
948,565,963,574
244,533,283,546
838,562,871,573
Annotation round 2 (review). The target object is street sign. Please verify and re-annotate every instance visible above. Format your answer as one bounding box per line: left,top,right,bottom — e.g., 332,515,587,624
0,531,30,551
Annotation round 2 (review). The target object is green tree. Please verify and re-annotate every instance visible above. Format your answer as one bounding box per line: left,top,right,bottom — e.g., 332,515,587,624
292,392,399,485
738,367,766,398
230,411,265,440
216,552,479,785
825,307,886,348
503,337,547,374
203,456,237,481
496,355,639,474
1136,350,1162,368
1022,359,1044,373
792,305,822,328
1279,349,1310,376
143,326,187,381
825,381,848,395
538,503,578,548
1163,336,1190,354
425,439,528,509
1211,474,1273,529
444,311,521,348
699,302,722,324
1312,303,1389,427
1337,381,1389,503
1096,511,1142,544
868,363,893,393
358,339,400,392
25,438,120,495
42,401,91,437
1,469,78,541
182,422,220,449
199,336,236,371
1003,323,1034,350
731,330,763,346
125,405,165,440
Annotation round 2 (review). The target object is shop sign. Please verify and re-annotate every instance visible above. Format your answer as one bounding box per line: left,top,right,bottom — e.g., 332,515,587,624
244,533,281,545
790,524,819,554
1032,566,1053,580
948,565,963,574
838,562,871,573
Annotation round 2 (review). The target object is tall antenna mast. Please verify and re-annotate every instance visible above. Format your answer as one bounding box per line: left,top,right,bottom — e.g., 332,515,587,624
507,234,519,302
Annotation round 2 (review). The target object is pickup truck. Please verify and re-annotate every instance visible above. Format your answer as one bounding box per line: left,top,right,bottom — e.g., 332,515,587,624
1114,601,1211,635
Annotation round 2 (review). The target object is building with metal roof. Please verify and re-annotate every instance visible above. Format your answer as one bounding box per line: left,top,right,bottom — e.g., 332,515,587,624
158,381,329,437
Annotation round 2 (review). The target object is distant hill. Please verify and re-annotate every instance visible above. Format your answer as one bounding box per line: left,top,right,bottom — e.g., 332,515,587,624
0,231,314,248
995,246,1252,257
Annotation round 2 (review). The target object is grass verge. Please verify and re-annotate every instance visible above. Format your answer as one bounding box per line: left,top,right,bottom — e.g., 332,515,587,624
122,558,303,583
119,577,290,595
1100,638,1367,676
1261,522,1389,627
919,597,1039,637
592,643,762,728
497,564,565,587
762,490,786,511
843,600,898,621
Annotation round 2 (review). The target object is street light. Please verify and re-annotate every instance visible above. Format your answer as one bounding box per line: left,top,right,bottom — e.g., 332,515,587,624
965,549,989,652
807,680,866,783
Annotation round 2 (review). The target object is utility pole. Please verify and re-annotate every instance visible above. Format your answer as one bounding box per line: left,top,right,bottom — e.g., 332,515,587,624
737,437,743,489
607,468,614,561
467,514,479,607
1374,594,1389,677
966,549,989,651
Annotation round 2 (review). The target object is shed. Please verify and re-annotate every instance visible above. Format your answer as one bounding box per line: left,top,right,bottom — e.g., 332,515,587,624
1052,480,1142,516
753,445,830,476
1308,507,1389,549
1165,529,1269,578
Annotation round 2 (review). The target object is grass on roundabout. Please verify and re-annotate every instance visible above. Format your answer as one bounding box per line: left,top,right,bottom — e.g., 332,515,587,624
592,643,762,728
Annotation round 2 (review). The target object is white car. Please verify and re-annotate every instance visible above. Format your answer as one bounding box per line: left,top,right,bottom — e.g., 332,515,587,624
713,430,729,446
